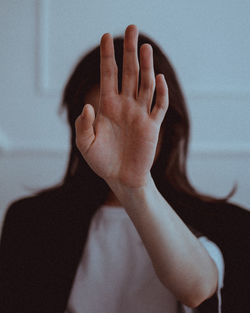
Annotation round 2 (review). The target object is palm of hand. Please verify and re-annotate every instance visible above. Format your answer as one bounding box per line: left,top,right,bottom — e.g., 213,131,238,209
75,25,168,188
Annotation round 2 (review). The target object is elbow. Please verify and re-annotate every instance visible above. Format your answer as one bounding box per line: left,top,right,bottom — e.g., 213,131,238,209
158,277,216,309
181,279,218,309
157,257,219,308
182,295,205,309
183,295,211,309
181,260,219,308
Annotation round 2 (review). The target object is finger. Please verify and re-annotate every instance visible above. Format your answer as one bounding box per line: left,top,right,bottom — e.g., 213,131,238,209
121,25,139,97
75,104,96,155
100,33,118,97
150,74,169,124
138,44,155,112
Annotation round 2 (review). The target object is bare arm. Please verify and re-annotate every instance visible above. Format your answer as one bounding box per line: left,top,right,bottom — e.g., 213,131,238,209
75,24,218,308
108,175,218,307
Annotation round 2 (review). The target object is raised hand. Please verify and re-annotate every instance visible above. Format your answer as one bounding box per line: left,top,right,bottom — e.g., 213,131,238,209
75,26,219,305
75,25,168,188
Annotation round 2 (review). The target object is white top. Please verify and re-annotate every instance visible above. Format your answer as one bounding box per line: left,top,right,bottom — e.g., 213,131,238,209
65,205,224,313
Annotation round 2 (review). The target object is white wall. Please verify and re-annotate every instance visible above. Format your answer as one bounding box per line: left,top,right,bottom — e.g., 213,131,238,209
1,0,249,228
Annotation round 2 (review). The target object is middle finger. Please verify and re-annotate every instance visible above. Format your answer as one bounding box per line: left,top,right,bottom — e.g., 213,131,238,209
121,25,139,98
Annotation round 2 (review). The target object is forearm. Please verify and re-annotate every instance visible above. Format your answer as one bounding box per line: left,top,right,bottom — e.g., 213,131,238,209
75,25,218,308
107,174,218,308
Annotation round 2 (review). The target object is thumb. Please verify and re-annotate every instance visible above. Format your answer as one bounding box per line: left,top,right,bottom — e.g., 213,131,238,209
75,104,96,155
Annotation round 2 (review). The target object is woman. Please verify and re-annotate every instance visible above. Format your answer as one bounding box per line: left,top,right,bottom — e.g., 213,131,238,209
0,25,249,313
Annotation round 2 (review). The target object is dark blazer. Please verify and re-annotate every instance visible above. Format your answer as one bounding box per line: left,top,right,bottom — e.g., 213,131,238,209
0,186,249,313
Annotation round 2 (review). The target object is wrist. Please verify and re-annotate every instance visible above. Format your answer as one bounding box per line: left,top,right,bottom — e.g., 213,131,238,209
106,174,156,210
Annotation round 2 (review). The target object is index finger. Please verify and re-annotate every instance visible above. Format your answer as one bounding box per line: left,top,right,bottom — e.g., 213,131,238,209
100,33,118,97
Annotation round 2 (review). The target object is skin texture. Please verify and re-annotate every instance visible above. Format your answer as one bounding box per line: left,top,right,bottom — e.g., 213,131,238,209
75,28,167,188
83,85,163,206
75,25,218,308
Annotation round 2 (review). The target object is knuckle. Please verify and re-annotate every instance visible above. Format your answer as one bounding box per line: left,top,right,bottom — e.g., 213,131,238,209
150,80,156,90
75,137,80,149
75,116,80,128
142,79,155,91
102,68,113,78
75,137,85,153
124,65,139,76
102,62,117,78
157,98,167,109
114,64,118,75
101,94,112,104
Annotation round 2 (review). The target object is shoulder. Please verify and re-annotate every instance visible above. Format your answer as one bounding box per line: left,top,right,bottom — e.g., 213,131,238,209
1,195,44,234
0,187,80,312
3,188,58,220
0,186,68,243
211,200,249,237
214,200,249,216
3,194,46,221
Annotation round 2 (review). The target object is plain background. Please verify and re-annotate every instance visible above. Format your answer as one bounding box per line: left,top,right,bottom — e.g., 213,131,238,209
0,0,250,231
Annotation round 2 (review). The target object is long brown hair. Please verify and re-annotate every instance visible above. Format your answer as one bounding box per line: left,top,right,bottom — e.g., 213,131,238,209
7,33,248,313
61,33,233,204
